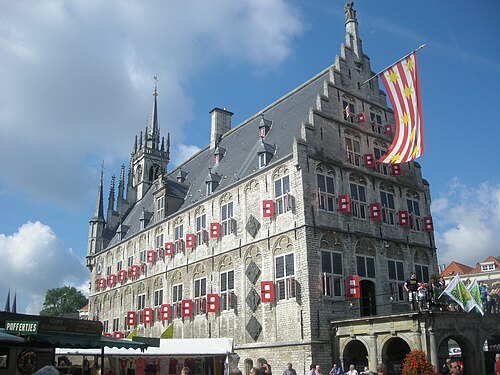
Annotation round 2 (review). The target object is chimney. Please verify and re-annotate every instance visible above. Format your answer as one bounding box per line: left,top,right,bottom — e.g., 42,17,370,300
210,108,233,149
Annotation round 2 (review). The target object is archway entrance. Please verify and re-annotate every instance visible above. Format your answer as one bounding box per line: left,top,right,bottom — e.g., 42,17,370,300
383,337,410,375
359,280,376,316
343,339,368,371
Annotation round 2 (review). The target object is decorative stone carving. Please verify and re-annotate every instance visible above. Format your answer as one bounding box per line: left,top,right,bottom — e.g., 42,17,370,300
246,261,261,284
246,288,261,311
246,316,262,341
246,214,261,238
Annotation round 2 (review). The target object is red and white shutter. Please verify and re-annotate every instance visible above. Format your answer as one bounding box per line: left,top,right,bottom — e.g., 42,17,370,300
369,203,381,220
126,311,136,326
391,164,401,176
398,211,409,227
185,233,195,249
107,274,116,286
146,250,155,263
364,154,375,167
357,112,366,123
117,270,127,282
181,300,193,317
129,265,140,277
206,294,219,312
261,281,274,303
159,304,171,320
97,278,106,289
164,242,174,256
423,216,434,232
262,200,274,217
338,195,351,213
209,223,220,238
384,124,393,134
142,307,153,324
113,331,123,339
345,275,360,298
259,127,266,137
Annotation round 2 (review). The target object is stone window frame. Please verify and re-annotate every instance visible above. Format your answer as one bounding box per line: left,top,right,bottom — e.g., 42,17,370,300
387,258,406,302
344,130,362,167
350,174,368,219
274,251,296,301
379,182,396,225
316,165,336,212
321,249,344,299
406,190,422,231
373,140,389,175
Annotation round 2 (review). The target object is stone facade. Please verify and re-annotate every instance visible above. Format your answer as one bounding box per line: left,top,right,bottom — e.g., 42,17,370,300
86,3,440,373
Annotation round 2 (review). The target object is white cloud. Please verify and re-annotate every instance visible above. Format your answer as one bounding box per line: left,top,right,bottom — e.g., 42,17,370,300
434,179,500,267
0,1,302,209
0,221,88,314
173,144,202,168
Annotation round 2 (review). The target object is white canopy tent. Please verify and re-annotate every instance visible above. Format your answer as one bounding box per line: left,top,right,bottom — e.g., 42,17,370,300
56,338,233,357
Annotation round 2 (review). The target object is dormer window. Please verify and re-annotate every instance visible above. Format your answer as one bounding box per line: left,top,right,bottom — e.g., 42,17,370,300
481,263,496,272
205,168,220,195
258,116,272,137
176,169,187,184
213,146,226,165
257,138,275,168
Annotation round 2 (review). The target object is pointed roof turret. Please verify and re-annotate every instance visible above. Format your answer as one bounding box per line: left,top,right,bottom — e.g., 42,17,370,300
91,167,105,222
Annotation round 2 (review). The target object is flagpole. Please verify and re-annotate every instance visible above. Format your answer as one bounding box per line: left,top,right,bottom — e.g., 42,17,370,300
361,44,426,86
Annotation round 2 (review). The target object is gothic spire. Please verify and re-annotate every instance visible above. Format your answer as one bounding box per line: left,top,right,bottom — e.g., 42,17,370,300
92,166,105,222
148,76,160,149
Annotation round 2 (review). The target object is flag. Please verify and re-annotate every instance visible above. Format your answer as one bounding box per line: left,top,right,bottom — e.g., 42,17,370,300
439,274,474,312
160,323,174,339
378,52,424,164
126,328,137,339
466,278,484,315
4,289,10,312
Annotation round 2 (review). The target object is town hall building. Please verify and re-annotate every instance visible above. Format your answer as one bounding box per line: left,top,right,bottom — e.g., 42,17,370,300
85,4,497,375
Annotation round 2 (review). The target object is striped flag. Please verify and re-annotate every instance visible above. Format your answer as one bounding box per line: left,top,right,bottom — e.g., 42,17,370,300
466,278,484,315
378,51,424,163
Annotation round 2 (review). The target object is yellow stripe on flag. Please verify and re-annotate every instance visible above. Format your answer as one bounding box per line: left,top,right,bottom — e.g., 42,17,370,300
160,323,174,339
126,328,136,339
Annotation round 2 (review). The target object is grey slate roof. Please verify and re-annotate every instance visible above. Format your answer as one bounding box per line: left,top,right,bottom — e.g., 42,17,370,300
105,67,331,248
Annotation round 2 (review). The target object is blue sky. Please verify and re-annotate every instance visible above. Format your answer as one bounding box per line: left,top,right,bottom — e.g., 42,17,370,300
0,0,499,314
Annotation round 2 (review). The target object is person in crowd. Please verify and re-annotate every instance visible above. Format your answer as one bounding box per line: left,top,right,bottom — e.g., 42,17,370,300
360,366,375,375
345,364,358,375
449,360,463,375
282,363,296,375
180,367,191,375
34,366,60,375
314,365,322,375
440,358,451,375
328,363,342,375
417,283,428,310
375,363,385,375
250,367,261,375
495,353,500,375
404,272,419,311
307,365,316,375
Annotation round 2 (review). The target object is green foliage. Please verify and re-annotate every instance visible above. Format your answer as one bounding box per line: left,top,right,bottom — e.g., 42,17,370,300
39,286,88,317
